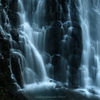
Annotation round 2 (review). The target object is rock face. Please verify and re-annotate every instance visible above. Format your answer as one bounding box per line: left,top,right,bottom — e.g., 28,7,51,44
11,53,23,88
45,21,63,55
0,0,82,96
45,0,82,88
0,1,28,100
67,1,82,88
45,0,68,26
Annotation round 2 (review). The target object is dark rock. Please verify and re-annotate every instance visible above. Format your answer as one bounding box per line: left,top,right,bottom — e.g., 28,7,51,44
59,39,71,59
51,20,62,28
0,31,3,38
88,88,99,95
0,59,11,91
13,92,28,100
68,55,81,69
11,53,23,88
8,10,19,27
0,4,3,15
68,66,79,88
52,55,67,82
65,22,82,89
0,38,10,58
9,0,18,12
70,0,80,23
0,57,28,100
0,59,10,74
63,21,72,34
11,40,19,49
45,0,68,25
2,51,9,58
10,29,19,43
45,21,63,55
1,0,9,7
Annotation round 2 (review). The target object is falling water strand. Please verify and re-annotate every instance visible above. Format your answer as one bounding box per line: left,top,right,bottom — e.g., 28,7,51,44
79,0,100,89
18,0,48,86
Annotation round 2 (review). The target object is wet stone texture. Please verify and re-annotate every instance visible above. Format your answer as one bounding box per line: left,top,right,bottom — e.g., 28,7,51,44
0,0,100,100
45,0,82,88
0,1,28,100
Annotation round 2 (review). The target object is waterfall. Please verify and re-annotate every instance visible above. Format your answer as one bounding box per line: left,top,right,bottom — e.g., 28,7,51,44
1,0,100,99
17,0,48,86
79,0,100,89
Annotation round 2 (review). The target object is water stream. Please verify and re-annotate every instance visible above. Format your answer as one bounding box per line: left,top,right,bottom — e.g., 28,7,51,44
1,0,100,99
18,0,48,85
79,0,100,89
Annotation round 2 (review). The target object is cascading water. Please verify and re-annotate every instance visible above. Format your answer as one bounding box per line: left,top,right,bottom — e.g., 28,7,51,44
1,0,100,99
18,0,48,85
79,0,100,90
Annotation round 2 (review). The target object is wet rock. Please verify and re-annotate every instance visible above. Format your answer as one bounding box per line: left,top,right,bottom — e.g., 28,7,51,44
70,0,80,23
63,21,72,34
52,55,67,82
45,0,68,25
88,88,99,95
68,66,79,88
11,53,23,88
51,20,62,28
66,22,82,88
45,63,54,79
9,0,18,12
11,40,19,49
68,55,81,69
1,0,9,7
1,0,19,27
59,40,71,59
14,92,29,100
0,4,3,14
0,57,27,100
45,21,63,55
63,83,68,88
68,55,81,88
8,10,19,27
10,29,19,44
2,51,9,58
0,38,9,58
42,52,51,65
0,58,11,88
